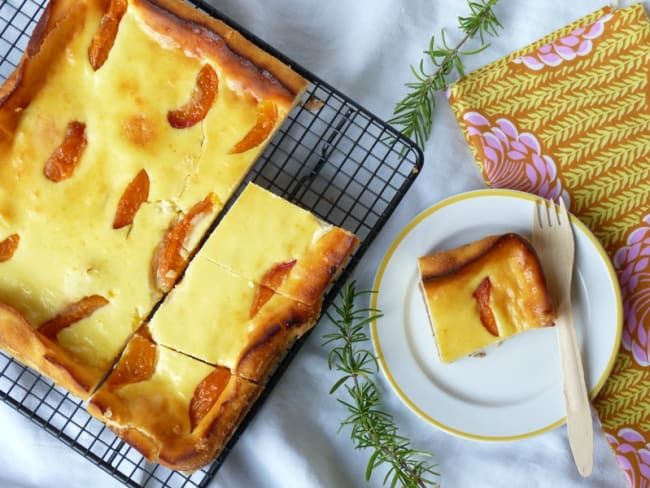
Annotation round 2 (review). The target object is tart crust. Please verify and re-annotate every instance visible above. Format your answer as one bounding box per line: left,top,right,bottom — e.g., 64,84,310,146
130,0,306,100
0,304,100,398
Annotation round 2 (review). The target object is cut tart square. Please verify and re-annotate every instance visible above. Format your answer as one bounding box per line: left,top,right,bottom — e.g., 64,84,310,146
87,328,261,472
102,184,358,468
93,184,357,470
0,0,307,398
418,233,556,363
148,256,319,383
198,183,360,308
148,183,358,383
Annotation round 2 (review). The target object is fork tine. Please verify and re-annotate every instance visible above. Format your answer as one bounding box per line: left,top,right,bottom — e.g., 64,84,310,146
538,198,552,228
548,200,557,227
551,199,561,227
558,197,568,225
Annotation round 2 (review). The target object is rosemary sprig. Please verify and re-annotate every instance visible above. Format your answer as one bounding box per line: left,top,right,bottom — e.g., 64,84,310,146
389,0,503,149
324,282,439,488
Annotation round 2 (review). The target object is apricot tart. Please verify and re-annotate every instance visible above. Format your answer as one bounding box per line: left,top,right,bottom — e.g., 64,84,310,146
86,184,358,469
87,328,263,472
0,0,362,472
418,233,556,363
0,0,307,399
147,183,359,383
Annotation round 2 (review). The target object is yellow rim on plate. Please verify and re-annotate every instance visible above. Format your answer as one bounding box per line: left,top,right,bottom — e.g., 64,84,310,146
370,188,623,441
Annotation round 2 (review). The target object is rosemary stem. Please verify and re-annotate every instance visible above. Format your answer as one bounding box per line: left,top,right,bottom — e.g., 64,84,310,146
423,1,496,97
325,283,439,487
427,29,473,86
389,0,503,148
346,332,428,487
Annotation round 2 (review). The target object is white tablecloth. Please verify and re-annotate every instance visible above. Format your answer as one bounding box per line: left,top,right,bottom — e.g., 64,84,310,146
0,0,635,486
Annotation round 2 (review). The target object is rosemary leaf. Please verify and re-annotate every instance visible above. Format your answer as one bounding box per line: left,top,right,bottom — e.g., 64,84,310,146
325,282,440,488
388,0,503,148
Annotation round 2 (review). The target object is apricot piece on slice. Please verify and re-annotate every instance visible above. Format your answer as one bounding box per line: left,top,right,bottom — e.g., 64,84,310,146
0,233,19,262
250,259,297,318
167,64,219,129
107,333,157,389
473,277,499,337
229,100,278,154
152,193,217,292
189,367,231,430
113,169,150,229
39,295,109,340
88,0,128,71
43,121,87,182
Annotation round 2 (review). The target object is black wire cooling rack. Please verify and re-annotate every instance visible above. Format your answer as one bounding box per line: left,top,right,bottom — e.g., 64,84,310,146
0,0,423,486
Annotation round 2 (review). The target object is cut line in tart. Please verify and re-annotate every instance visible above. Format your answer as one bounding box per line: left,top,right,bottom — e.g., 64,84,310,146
198,183,360,308
418,233,557,363
87,328,262,472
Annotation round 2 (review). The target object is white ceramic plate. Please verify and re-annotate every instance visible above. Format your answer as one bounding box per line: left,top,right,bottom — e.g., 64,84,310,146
371,189,622,441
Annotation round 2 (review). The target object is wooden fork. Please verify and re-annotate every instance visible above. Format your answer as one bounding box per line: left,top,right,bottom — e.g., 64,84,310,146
532,197,593,477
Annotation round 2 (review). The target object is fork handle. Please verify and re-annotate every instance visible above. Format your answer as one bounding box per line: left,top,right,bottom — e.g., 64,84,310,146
556,296,594,477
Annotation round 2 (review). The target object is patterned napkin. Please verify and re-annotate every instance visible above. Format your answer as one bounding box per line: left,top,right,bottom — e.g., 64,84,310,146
447,3,650,485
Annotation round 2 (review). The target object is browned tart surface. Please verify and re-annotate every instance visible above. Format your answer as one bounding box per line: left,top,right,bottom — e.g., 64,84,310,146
418,233,556,363
0,0,358,472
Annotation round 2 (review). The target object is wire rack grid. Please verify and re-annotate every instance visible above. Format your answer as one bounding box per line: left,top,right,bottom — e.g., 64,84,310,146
0,0,423,486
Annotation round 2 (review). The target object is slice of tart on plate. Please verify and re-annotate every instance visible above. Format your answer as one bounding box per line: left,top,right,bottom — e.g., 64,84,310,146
418,233,556,363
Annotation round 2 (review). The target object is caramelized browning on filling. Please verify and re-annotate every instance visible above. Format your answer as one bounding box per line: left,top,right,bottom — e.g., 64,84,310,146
106,333,157,389
189,366,231,430
43,121,87,182
39,295,110,340
122,114,158,147
113,169,150,229
249,259,297,318
131,0,304,104
0,233,19,262
472,277,499,337
88,0,128,71
152,193,217,292
167,64,219,129
229,100,278,154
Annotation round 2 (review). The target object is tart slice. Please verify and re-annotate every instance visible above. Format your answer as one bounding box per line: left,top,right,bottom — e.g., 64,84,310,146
148,183,358,383
87,328,261,472
198,183,359,308
148,256,319,383
418,233,556,363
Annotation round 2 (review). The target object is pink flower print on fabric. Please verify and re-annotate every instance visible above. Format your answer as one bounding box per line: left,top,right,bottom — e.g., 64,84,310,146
463,111,568,203
614,215,650,366
606,429,650,488
512,12,613,70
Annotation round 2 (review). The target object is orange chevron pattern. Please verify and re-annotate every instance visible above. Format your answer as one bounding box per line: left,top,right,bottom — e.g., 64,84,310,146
448,4,650,485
